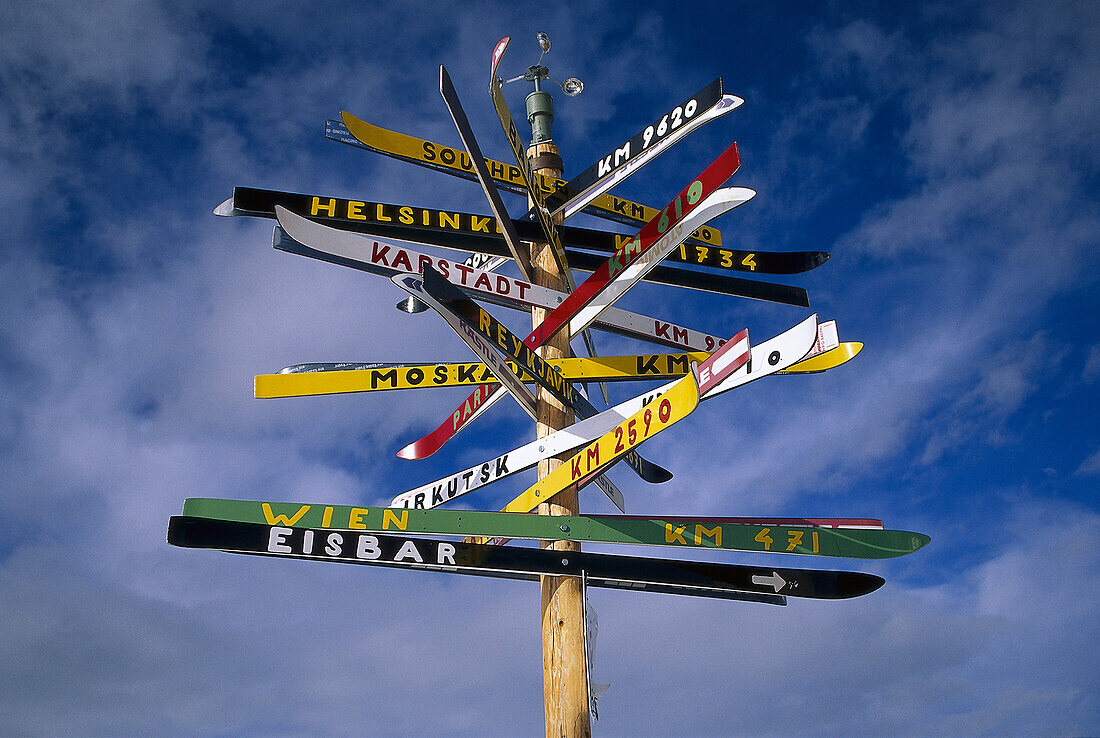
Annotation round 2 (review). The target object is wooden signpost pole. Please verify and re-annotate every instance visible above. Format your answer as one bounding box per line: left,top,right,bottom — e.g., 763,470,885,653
529,128,592,735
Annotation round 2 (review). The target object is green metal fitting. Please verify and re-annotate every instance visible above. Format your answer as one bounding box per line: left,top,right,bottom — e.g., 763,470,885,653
526,88,554,145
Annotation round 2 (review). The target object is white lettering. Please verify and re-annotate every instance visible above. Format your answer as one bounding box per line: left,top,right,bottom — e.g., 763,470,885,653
267,526,292,554
356,534,381,560
437,543,457,565
394,540,424,563
614,142,631,166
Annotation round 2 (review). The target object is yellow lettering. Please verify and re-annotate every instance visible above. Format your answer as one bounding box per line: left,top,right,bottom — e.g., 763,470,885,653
439,211,460,230
375,203,392,222
470,215,491,233
321,507,333,528
310,197,336,217
479,309,491,334
694,524,722,547
346,200,366,220
348,507,369,529
398,206,414,224
382,509,408,531
812,530,819,553
754,527,773,550
664,523,687,545
741,253,757,271
786,530,804,551
261,503,309,526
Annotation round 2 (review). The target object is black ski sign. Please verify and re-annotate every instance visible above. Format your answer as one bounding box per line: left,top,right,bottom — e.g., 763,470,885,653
217,186,829,276
167,516,888,601
439,64,535,282
545,79,737,219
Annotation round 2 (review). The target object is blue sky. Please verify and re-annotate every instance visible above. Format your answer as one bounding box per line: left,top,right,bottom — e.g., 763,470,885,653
1,0,1097,734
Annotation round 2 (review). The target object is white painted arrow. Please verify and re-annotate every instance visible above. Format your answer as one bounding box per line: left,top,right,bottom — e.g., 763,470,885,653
752,571,788,592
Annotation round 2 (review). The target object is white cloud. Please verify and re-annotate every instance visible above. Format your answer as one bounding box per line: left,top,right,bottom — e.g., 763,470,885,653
1076,449,1100,476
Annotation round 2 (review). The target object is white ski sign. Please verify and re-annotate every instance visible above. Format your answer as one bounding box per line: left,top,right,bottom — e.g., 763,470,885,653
273,207,729,353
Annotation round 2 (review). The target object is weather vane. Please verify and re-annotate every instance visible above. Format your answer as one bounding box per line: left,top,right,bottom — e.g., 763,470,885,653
495,32,584,145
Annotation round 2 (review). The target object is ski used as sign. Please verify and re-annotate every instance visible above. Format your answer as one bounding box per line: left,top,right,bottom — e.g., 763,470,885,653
167,515,887,600
438,64,534,282
271,213,804,306
545,79,743,220
181,498,929,559
397,145,750,460
329,115,726,248
253,334,860,399
255,352,707,398
414,264,672,485
273,209,730,352
217,186,828,276
503,368,699,514
390,314,817,510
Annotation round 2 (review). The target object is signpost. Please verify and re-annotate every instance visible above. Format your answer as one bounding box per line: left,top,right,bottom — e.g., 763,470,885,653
171,32,928,735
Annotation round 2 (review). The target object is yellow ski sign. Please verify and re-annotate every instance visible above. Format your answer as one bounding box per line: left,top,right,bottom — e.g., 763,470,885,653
502,370,700,514
254,342,861,399
338,111,723,247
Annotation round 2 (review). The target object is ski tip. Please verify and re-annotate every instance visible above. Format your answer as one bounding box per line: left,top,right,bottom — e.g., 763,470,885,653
651,468,674,484
721,186,757,204
213,197,235,217
339,110,369,132
907,531,932,552
396,441,432,460
849,572,886,597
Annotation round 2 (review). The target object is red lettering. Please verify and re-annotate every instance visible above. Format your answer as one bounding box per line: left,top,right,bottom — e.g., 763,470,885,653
474,272,492,291
454,263,473,284
655,322,671,339
585,446,600,470
371,243,391,266
391,249,413,272
495,276,510,295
